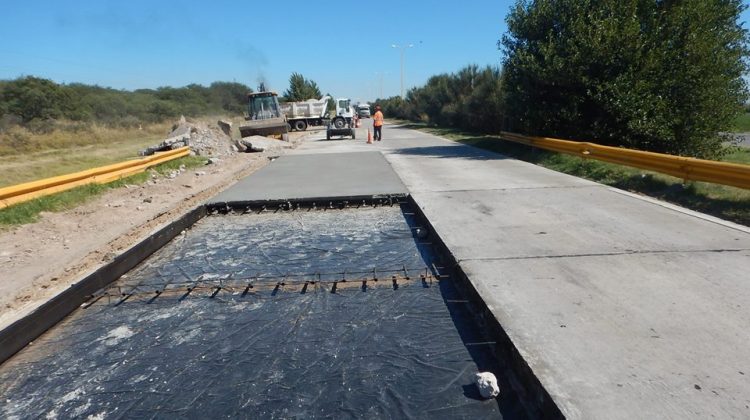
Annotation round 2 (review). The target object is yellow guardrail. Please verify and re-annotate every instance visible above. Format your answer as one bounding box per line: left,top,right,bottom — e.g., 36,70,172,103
499,132,750,190
0,147,191,209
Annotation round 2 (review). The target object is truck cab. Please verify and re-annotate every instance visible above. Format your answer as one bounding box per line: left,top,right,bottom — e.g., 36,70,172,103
332,98,356,129
357,104,371,119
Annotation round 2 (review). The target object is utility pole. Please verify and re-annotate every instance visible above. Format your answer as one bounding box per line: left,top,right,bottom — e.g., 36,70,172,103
391,44,413,99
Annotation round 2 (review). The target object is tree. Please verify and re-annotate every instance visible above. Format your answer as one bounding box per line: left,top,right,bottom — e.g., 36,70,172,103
209,82,252,114
324,92,335,113
376,65,505,132
283,73,322,102
501,0,750,158
1,76,73,122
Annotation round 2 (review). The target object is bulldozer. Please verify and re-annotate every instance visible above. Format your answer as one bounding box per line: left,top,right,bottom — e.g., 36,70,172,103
239,91,290,141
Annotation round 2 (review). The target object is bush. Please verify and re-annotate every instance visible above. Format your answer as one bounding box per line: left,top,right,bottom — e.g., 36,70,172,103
25,118,58,135
501,0,750,158
0,77,254,129
375,65,506,133
1,77,72,122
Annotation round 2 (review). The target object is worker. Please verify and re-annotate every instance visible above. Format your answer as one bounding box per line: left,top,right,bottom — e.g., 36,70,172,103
373,105,384,141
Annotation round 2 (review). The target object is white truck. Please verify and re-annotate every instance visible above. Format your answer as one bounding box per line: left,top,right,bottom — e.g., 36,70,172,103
280,96,331,131
326,98,357,140
356,103,371,118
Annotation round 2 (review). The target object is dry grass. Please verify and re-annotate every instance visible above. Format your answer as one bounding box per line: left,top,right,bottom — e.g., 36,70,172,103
0,123,173,187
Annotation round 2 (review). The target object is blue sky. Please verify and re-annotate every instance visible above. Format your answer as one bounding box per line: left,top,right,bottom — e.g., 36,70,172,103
1,1,749,103
0,0,511,102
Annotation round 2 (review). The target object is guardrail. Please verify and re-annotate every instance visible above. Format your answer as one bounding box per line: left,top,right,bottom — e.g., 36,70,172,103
500,132,750,190
0,147,191,209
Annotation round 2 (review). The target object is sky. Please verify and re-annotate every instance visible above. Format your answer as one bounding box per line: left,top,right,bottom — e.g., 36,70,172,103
1,1,749,103
0,0,513,103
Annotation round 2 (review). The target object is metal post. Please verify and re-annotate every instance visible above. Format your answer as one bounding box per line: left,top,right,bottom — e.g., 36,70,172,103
379,72,384,98
400,48,404,99
392,44,414,99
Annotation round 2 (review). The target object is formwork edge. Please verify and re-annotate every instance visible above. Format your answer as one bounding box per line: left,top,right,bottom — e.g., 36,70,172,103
407,195,565,419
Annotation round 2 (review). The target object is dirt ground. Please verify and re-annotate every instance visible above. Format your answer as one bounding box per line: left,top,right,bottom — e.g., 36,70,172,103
0,129,316,331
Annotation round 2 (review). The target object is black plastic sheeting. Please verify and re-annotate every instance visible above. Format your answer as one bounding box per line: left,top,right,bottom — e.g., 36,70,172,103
0,206,527,419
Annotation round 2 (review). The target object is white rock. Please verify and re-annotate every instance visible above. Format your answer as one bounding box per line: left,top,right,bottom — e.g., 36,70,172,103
474,372,500,399
218,119,233,135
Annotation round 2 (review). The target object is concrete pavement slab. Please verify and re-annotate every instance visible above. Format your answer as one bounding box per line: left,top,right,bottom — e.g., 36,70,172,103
385,150,596,192
209,151,406,204
460,252,750,419
413,188,750,260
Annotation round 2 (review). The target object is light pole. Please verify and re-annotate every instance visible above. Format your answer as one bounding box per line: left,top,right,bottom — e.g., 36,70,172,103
391,43,413,99
375,71,389,99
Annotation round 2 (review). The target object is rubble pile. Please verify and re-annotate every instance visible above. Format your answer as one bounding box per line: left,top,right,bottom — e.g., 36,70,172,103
140,116,294,157
140,117,238,157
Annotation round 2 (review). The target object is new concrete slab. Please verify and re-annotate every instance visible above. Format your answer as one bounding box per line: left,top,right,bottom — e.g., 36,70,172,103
208,151,406,204
460,252,750,418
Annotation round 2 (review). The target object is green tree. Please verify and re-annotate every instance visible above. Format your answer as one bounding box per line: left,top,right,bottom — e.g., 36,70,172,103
283,73,322,101
324,92,335,113
501,0,750,158
209,82,252,114
1,76,72,122
376,64,505,132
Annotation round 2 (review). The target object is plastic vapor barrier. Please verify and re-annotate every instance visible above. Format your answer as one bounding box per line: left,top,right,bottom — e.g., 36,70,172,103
0,206,526,419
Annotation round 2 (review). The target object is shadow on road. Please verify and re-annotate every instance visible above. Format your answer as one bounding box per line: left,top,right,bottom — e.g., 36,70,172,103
390,144,512,161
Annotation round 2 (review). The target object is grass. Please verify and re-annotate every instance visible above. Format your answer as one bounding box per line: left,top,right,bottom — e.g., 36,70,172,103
0,122,173,188
0,155,208,227
732,113,750,132
400,122,750,227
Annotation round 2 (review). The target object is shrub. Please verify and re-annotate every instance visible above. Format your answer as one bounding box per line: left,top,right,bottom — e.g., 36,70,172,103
501,0,750,158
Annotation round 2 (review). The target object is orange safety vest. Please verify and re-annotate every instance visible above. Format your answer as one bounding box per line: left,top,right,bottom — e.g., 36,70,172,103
373,110,384,127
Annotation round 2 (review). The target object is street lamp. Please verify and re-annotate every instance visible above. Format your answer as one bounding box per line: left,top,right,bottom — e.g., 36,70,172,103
391,43,413,99
375,71,389,99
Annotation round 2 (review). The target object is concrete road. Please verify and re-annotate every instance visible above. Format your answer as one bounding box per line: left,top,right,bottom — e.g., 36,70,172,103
290,122,750,419
209,151,406,204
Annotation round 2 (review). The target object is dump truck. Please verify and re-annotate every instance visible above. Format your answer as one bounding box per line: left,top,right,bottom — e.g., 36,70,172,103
280,96,330,131
239,91,289,140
